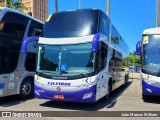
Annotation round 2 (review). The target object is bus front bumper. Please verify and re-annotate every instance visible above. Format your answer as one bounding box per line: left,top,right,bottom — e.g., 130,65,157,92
142,80,160,96
34,85,96,103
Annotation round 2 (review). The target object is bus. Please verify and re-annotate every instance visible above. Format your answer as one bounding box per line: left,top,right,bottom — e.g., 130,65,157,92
0,7,43,99
136,27,160,97
23,9,130,103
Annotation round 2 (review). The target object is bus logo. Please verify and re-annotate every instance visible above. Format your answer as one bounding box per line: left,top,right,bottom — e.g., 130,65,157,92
57,87,61,91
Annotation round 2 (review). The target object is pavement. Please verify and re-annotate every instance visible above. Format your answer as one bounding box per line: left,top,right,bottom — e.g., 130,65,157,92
0,74,160,120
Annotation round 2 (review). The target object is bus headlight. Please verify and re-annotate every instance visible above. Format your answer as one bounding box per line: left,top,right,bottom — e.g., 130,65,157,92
142,74,148,80
77,81,97,89
35,80,45,87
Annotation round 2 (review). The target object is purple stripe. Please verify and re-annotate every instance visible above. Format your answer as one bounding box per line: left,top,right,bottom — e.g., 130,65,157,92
34,84,96,103
92,33,100,53
142,80,160,96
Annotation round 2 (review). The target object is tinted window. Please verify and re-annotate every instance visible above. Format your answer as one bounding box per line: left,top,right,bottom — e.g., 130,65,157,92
110,49,122,72
25,52,37,71
9,51,19,72
37,43,94,76
0,45,9,74
0,12,29,73
43,10,99,38
28,20,43,37
111,25,129,59
0,12,29,38
99,12,110,37
98,42,108,72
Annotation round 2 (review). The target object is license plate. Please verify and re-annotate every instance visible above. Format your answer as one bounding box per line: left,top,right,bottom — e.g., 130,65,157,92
54,95,64,100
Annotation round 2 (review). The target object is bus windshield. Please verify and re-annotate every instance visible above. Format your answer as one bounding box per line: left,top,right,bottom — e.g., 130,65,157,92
142,35,160,76
37,43,95,76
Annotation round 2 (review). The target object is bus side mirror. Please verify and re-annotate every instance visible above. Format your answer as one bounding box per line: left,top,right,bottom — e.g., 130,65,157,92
92,33,100,53
136,41,142,56
22,36,39,54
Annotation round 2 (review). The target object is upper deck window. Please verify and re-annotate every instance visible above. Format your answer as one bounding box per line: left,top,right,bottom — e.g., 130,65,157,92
43,10,99,38
0,12,29,39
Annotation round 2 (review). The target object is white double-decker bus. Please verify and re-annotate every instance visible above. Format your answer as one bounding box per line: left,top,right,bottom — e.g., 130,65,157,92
0,7,43,99
23,9,130,103
136,27,160,97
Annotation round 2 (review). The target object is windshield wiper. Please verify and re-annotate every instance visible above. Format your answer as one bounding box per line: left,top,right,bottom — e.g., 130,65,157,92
37,71,43,76
81,72,89,78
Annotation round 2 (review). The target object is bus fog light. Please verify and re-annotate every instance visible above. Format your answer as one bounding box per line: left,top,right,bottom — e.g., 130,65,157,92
146,88,152,93
82,92,92,99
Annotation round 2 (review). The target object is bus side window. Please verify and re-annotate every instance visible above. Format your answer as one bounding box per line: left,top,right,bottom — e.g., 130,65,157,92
97,42,108,72
1,12,29,38
28,20,43,37
0,46,9,74
25,52,37,71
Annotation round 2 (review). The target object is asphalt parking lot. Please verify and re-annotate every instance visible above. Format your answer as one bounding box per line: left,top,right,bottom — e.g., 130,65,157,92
0,73,160,120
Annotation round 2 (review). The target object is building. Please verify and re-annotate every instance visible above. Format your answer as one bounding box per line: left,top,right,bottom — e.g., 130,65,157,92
21,0,48,21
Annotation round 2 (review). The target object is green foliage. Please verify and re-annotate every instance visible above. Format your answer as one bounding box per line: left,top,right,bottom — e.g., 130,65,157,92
0,0,27,11
122,51,141,67
0,0,5,6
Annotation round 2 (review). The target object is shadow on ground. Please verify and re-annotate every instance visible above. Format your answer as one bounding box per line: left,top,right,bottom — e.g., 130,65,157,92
143,95,160,104
40,81,132,111
0,95,34,107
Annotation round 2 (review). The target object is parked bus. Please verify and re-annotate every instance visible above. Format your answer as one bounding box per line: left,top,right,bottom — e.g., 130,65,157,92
136,27,160,97
0,7,43,99
23,9,130,103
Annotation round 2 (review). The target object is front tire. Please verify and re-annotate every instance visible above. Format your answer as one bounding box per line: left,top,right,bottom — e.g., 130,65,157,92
142,93,149,99
124,74,128,87
19,78,34,99
103,80,112,101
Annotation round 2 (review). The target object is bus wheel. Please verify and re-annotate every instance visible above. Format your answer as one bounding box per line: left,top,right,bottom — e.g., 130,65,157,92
103,80,112,101
124,75,128,87
19,78,34,99
142,93,149,99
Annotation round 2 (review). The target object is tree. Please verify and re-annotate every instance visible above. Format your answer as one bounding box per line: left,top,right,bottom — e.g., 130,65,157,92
0,0,27,11
0,0,5,7
122,51,141,67
129,51,141,66
13,1,28,11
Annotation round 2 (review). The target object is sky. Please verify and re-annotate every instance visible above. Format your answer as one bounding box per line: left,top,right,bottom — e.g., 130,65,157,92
48,0,156,52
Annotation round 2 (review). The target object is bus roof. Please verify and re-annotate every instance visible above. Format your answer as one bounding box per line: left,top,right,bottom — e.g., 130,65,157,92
143,27,160,35
0,7,44,24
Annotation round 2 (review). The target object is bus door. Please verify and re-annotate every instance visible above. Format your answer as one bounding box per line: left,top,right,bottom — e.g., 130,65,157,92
96,42,108,99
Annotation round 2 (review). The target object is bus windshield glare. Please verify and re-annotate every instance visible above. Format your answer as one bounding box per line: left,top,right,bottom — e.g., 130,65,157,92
142,35,160,76
37,43,95,76
43,10,99,38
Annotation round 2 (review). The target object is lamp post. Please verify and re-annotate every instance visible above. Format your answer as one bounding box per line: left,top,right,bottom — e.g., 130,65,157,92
5,0,7,7
55,0,58,13
156,0,159,27
107,0,110,17
79,0,81,9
